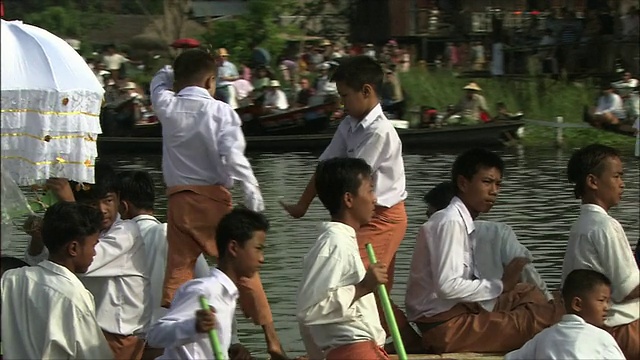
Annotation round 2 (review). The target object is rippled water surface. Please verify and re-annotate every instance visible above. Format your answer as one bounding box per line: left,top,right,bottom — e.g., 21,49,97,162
4,147,639,358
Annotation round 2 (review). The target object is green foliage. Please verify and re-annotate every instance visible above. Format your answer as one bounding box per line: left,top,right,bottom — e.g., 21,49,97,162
200,0,301,65
24,4,112,39
399,69,636,148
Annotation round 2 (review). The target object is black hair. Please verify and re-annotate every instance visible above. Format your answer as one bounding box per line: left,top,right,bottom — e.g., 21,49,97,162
0,256,29,276
423,181,455,211
71,161,120,203
562,269,611,307
315,157,373,216
496,102,507,109
119,171,155,210
330,55,383,94
567,144,621,199
41,202,103,254
173,49,217,83
216,207,270,259
451,148,504,194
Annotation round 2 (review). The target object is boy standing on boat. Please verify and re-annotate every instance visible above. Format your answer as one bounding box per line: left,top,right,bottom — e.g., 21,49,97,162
150,49,288,358
147,208,266,359
296,157,388,360
2,202,113,359
281,55,416,346
405,148,563,354
563,143,639,359
506,269,625,359
26,164,151,360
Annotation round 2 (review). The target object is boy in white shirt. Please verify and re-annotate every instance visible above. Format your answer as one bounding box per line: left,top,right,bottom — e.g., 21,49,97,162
422,181,553,301
282,55,417,347
147,208,266,359
150,49,287,358
26,163,150,360
3,202,113,359
405,148,563,354
118,170,210,359
506,269,625,360
297,157,388,360
563,143,639,359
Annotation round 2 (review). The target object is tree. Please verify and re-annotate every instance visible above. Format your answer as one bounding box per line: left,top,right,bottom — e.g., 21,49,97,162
291,0,355,39
200,0,300,65
23,3,112,39
133,0,192,56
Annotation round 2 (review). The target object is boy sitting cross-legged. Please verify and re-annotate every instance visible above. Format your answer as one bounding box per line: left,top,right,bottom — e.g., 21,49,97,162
297,157,389,360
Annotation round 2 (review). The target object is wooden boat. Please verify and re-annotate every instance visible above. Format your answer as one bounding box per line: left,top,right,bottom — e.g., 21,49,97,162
388,354,503,360
97,120,525,154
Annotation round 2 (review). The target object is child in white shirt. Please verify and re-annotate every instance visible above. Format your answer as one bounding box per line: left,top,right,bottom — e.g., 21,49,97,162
297,157,388,360
506,269,625,359
146,208,266,359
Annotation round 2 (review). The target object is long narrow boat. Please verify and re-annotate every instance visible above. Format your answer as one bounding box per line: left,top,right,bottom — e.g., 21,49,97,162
97,120,524,154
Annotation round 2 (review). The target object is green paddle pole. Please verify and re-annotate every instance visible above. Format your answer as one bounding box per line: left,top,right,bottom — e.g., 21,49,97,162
198,296,225,360
365,243,408,360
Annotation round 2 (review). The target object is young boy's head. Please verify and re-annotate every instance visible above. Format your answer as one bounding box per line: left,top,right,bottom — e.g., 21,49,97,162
423,181,455,218
71,161,120,231
567,144,624,210
172,49,218,96
315,157,376,227
118,170,155,220
562,269,612,328
451,148,504,218
42,202,103,273
216,208,269,279
330,55,383,120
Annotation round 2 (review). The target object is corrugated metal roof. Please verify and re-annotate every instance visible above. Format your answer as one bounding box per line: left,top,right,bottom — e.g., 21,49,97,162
191,1,248,17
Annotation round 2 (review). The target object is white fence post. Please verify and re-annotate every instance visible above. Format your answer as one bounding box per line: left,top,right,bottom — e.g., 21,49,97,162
555,116,564,147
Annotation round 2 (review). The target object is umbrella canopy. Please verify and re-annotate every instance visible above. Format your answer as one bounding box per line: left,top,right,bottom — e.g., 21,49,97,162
1,19,104,186
171,37,201,49
251,47,271,68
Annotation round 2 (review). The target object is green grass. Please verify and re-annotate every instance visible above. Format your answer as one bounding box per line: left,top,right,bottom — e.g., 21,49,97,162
399,69,636,149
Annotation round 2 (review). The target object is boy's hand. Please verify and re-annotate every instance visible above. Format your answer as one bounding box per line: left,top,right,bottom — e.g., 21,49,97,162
361,262,388,293
195,307,216,333
45,178,75,202
279,201,307,219
229,343,253,360
501,257,530,293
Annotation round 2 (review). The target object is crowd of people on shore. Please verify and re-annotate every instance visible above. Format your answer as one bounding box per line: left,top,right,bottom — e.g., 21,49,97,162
1,51,638,360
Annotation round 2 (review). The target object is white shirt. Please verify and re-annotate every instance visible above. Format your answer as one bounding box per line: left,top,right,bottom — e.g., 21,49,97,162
150,66,264,212
595,93,626,119
1,261,113,359
297,222,385,358
319,104,407,207
474,220,553,302
133,214,210,325
24,215,151,336
505,314,625,360
147,268,238,360
103,53,129,71
405,197,504,320
561,204,640,327
264,89,289,110
217,60,239,87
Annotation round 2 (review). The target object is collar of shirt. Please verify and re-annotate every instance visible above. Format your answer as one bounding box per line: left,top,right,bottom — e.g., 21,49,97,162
580,203,608,216
38,260,85,289
317,221,359,249
210,267,239,299
132,214,161,224
451,196,475,235
560,314,587,325
348,103,383,133
177,86,213,100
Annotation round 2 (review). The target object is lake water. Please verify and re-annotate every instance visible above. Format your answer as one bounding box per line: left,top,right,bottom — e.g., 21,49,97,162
3,146,639,358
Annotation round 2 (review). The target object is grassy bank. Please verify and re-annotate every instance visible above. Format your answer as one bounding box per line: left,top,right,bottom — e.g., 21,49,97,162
399,70,636,149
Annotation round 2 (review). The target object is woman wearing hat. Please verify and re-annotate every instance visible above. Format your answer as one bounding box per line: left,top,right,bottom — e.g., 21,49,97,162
264,80,289,111
446,82,490,124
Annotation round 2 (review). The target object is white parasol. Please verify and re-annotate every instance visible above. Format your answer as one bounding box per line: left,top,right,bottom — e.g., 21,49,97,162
1,19,104,186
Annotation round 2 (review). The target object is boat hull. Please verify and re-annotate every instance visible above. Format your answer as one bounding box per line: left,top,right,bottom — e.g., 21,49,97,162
97,120,524,154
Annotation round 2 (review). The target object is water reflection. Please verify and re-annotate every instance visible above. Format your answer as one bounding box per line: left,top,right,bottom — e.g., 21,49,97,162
3,147,639,357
